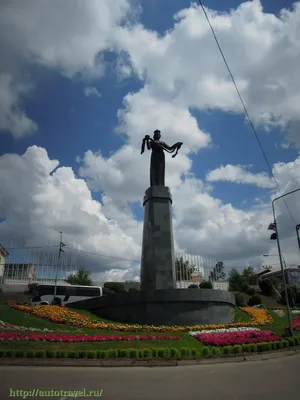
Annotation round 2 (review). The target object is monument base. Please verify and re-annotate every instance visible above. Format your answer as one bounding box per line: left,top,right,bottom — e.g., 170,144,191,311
67,289,236,326
140,186,176,291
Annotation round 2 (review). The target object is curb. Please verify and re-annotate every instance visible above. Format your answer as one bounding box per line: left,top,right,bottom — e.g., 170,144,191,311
0,348,298,367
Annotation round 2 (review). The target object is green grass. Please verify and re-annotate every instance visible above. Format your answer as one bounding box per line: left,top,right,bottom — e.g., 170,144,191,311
0,303,297,354
233,307,251,323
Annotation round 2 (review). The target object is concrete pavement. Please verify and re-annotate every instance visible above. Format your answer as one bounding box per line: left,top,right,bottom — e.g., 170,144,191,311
1,354,299,400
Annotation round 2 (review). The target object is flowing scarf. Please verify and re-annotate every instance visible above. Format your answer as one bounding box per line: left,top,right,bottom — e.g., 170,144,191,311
141,136,182,158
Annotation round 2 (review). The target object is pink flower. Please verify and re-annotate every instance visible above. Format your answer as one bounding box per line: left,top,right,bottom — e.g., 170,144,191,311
193,330,281,346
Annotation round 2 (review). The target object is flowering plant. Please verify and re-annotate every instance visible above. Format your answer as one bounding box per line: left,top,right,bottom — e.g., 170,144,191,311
0,320,81,333
193,330,281,346
11,305,274,332
0,332,182,342
189,327,260,335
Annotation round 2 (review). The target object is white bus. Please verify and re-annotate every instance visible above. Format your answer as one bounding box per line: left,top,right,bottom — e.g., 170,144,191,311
30,284,103,305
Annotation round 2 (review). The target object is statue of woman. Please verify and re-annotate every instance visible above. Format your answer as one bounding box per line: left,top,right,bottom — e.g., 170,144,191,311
141,130,183,186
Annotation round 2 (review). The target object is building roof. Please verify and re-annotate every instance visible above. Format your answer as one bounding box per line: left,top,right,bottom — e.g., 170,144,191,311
0,243,9,257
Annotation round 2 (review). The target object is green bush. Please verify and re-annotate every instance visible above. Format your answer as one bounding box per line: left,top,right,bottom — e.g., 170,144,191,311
142,349,151,359
129,349,138,359
199,281,213,289
259,280,273,296
287,337,295,347
67,351,78,359
170,348,180,358
293,336,300,346
103,282,126,293
280,288,296,306
247,288,256,296
265,343,272,351
271,342,277,351
97,350,108,359
257,343,268,352
188,284,199,289
211,347,222,357
201,347,211,357
14,350,24,358
249,344,257,353
282,340,289,348
46,350,56,358
222,346,232,355
231,345,242,354
234,293,244,307
276,341,284,350
157,348,166,358
35,351,45,358
26,350,35,358
57,351,67,359
164,348,171,359
242,283,249,294
247,294,261,306
87,351,96,359
0,350,5,357
151,348,158,358
108,349,118,359
242,344,250,352
190,348,199,358
6,350,15,358
128,288,138,292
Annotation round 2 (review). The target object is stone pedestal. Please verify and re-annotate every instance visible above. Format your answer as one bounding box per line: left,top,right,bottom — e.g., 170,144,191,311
140,186,176,291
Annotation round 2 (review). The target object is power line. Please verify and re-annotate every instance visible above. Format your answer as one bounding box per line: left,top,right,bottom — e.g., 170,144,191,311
197,0,297,226
65,246,140,264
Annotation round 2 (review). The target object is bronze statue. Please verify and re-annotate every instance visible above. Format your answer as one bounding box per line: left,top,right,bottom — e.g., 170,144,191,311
141,130,183,186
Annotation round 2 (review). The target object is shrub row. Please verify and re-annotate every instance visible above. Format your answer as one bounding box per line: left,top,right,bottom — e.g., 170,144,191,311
0,347,199,360
1,338,299,360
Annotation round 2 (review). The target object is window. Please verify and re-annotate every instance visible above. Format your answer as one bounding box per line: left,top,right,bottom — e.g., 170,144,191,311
75,287,100,297
38,285,54,296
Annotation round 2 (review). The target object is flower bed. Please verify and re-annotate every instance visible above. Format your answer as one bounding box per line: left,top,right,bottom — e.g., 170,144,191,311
0,320,80,333
192,330,281,346
11,305,274,332
0,332,182,343
189,327,260,335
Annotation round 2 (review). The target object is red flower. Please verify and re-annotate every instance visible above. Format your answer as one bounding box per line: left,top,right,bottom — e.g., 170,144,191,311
193,330,281,346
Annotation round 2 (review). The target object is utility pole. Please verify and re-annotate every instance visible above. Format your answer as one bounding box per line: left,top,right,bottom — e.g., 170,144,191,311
296,224,300,252
53,231,65,304
268,187,300,336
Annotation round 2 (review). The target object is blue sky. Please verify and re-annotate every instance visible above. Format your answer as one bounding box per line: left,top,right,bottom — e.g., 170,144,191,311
1,0,300,279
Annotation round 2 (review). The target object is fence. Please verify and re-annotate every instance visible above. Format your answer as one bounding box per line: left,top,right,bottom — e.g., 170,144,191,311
0,239,229,290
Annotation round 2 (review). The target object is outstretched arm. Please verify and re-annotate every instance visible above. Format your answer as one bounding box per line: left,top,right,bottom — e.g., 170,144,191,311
161,141,178,151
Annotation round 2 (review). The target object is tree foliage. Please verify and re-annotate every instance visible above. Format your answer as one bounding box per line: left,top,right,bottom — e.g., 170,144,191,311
259,279,273,296
103,282,126,293
175,257,195,281
228,269,245,291
209,261,226,282
65,267,93,286
199,281,213,289
247,294,261,306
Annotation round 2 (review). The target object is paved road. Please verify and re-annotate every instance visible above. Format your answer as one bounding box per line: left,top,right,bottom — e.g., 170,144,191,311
1,355,299,400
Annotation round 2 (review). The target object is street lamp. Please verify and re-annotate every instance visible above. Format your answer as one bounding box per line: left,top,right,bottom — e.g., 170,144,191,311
52,231,65,305
296,224,300,251
269,187,300,336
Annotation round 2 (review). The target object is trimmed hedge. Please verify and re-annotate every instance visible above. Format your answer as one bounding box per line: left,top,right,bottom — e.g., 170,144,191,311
0,340,299,360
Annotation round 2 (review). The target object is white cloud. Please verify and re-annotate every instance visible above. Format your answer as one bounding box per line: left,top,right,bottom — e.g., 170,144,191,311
112,0,300,136
84,87,101,98
0,0,133,137
206,164,276,189
0,146,141,279
0,73,38,138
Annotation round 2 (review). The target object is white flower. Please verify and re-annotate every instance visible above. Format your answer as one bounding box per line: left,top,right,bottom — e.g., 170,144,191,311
189,327,260,335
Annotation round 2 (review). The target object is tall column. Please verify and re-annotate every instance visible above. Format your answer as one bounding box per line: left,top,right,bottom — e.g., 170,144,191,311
140,186,176,291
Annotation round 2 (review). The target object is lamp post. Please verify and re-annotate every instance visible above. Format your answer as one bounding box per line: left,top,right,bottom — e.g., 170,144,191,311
269,187,300,336
52,231,65,305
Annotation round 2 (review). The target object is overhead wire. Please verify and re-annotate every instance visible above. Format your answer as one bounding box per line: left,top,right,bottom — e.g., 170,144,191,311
197,0,297,225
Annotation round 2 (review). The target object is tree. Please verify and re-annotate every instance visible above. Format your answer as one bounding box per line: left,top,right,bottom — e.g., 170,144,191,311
247,294,261,306
199,281,213,289
209,261,226,282
188,284,198,289
242,267,256,285
104,282,126,293
65,267,93,286
259,279,273,296
176,257,195,281
228,269,245,292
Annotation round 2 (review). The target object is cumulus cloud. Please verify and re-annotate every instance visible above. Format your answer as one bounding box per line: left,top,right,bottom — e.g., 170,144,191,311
206,164,276,189
84,87,101,98
112,0,300,138
0,0,133,137
0,146,141,279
